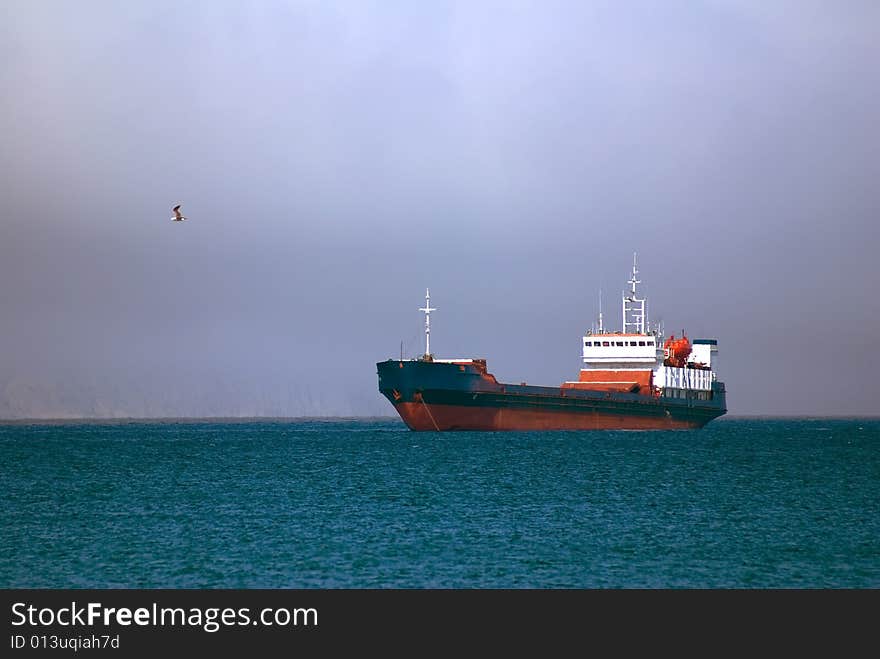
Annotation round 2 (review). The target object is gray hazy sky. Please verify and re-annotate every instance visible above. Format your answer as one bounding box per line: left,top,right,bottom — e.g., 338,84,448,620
2,1,878,417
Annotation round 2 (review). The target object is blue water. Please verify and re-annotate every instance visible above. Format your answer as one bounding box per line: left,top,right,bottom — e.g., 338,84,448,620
1,417,878,588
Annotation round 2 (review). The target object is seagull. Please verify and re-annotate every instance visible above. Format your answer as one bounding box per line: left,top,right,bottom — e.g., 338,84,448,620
171,204,187,222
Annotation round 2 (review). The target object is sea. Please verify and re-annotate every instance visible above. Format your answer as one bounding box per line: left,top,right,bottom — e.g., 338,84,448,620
1,417,877,588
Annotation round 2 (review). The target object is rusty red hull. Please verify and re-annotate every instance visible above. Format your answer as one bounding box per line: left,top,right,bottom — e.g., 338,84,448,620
377,359,727,432
394,402,701,431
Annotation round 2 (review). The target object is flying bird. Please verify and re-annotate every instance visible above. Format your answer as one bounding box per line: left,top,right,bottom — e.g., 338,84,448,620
171,204,187,222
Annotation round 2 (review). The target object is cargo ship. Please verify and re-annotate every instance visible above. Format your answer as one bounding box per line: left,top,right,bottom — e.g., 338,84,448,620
377,257,726,430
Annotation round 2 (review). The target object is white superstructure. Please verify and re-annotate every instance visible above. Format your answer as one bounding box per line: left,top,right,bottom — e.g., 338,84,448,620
582,335,660,369
573,255,719,396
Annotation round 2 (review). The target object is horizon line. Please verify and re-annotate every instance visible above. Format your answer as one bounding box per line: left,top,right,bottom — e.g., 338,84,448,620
2,414,879,426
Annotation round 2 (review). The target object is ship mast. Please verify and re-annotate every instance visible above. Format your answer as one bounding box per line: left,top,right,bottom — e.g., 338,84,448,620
598,289,604,334
419,288,436,358
622,252,647,334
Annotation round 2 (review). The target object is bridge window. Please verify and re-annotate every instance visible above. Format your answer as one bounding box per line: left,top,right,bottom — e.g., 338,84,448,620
638,341,646,346
602,341,610,346
616,341,623,347
585,341,592,347
647,341,655,346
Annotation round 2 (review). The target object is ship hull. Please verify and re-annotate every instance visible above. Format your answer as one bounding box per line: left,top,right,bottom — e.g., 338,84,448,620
377,359,726,431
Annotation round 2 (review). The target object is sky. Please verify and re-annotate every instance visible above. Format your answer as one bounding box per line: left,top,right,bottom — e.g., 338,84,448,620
1,0,878,417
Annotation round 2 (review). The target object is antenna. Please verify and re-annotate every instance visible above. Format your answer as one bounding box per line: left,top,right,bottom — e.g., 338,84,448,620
628,251,640,296
419,288,436,358
598,289,604,334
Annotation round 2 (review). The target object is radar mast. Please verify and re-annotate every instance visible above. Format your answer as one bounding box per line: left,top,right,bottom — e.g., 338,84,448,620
419,289,436,358
622,252,648,334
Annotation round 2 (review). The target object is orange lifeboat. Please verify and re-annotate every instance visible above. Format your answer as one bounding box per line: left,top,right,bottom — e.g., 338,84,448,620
663,333,691,368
